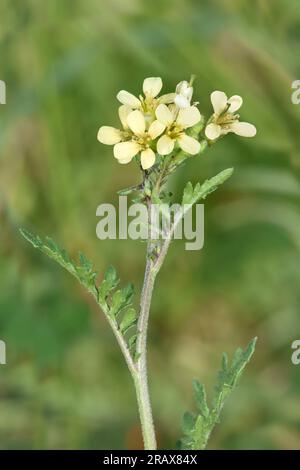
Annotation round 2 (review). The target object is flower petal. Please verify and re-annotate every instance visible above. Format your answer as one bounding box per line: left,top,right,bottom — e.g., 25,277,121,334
229,121,257,137
127,110,146,135
210,90,228,115
168,104,178,120
117,90,141,108
205,123,222,140
140,148,156,170
174,94,190,109
178,134,200,155
113,141,141,162
177,106,201,128
97,126,122,145
159,93,176,104
148,120,165,139
227,95,243,113
143,77,162,97
157,135,175,155
117,156,135,164
155,104,173,126
118,105,132,129
176,80,191,96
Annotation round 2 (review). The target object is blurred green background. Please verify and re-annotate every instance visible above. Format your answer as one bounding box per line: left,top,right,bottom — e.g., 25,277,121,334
1,0,300,450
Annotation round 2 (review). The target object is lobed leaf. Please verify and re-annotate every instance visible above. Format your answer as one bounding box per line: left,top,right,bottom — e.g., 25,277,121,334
182,168,234,206
120,307,137,334
20,229,139,359
178,337,257,450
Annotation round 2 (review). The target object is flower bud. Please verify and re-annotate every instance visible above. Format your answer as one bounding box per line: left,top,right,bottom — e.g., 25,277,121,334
175,80,193,108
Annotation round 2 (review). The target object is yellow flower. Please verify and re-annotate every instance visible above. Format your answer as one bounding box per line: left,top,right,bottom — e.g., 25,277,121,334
97,101,164,169
155,104,201,155
97,104,132,145
117,77,175,118
205,91,257,140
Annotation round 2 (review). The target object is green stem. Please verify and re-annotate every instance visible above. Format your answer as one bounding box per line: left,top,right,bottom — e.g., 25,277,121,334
135,227,158,449
132,164,181,449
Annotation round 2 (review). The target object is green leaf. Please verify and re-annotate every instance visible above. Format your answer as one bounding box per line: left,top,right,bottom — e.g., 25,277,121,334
110,290,124,317
20,229,99,297
181,168,234,207
182,181,194,205
182,412,196,434
20,229,139,363
98,265,120,306
117,184,141,196
20,228,43,248
104,265,119,288
75,250,98,288
177,337,257,450
120,307,137,334
79,252,92,270
121,283,134,304
193,380,209,419
98,280,111,304
109,283,135,318
128,334,138,350
198,168,233,200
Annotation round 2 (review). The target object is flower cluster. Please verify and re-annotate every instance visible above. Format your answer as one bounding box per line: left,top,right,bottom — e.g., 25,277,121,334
98,77,256,170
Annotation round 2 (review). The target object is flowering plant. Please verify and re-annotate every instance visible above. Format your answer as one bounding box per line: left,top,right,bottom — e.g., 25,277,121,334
21,76,257,450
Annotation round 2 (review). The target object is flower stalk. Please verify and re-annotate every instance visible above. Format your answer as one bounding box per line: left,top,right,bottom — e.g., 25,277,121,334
134,254,157,449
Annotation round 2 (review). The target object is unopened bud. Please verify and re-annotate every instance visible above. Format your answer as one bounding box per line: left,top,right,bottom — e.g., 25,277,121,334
175,80,193,108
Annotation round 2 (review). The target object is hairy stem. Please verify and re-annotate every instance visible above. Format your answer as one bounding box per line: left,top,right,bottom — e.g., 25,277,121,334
134,259,157,449
132,168,178,449
134,194,158,449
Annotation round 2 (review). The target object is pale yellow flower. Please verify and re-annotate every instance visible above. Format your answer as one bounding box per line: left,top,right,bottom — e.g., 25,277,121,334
97,105,132,145
113,110,165,170
205,91,256,140
155,104,201,155
117,77,175,118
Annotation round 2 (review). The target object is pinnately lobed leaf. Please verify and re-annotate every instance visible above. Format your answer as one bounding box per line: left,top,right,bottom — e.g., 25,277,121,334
178,337,257,450
182,168,233,206
120,307,137,334
193,380,209,419
20,229,139,358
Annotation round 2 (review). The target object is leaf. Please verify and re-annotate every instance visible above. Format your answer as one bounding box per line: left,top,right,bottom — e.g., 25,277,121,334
117,184,141,196
76,251,98,288
104,265,119,288
98,265,120,305
230,338,257,386
109,283,135,318
98,279,112,304
120,307,137,334
20,229,139,364
181,168,234,207
182,181,194,205
128,334,138,350
79,252,92,271
193,380,209,419
20,228,43,248
182,412,196,434
212,337,257,411
20,229,98,297
177,337,257,450
110,290,124,317
121,283,134,304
